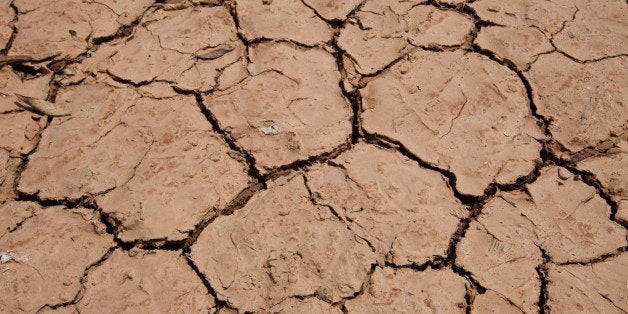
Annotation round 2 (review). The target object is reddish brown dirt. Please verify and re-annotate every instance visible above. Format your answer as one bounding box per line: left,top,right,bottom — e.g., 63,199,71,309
0,0,626,313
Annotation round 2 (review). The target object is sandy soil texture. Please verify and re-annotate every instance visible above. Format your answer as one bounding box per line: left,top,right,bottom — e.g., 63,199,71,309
0,0,626,312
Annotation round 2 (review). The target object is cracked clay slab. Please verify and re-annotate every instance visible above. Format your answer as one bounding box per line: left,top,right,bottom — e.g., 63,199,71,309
0,200,37,240
469,0,576,69
527,53,627,153
515,166,624,263
361,49,544,196
9,0,153,59
204,42,352,174
270,297,342,313
0,150,21,203
190,174,375,312
76,249,215,312
18,78,251,242
90,6,244,92
547,253,628,313
302,0,362,21
0,69,49,201
475,26,553,71
306,143,466,266
235,0,332,46
337,4,473,75
577,140,627,203
0,67,52,113
457,193,542,313
0,0,14,50
470,0,577,35
472,290,524,314
552,0,628,62
0,111,47,156
617,200,628,227
344,267,468,313
0,205,114,312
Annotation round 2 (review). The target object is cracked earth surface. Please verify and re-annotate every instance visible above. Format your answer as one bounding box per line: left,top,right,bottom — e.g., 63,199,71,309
0,0,626,312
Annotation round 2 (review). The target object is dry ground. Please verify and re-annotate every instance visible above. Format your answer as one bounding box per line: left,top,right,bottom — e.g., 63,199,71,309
0,0,627,313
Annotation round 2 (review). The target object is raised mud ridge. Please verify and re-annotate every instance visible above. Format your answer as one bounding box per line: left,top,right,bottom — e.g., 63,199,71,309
0,0,626,313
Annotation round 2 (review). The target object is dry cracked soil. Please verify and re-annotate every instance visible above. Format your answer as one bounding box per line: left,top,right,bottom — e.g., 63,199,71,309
0,0,627,313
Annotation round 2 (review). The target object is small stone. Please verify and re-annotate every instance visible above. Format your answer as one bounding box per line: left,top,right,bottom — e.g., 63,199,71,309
260,123,280,135
0,252,12,264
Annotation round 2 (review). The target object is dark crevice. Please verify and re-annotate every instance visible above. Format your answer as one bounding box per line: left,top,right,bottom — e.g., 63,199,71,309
262,142,352,182
0,2,18,54
39,4,153,80
182,181,264,253
363,133,485,205
563,166,621,223
336,262,377,309
241,36,325,49
14,192,132,250
302,173,378,255
452,264,487,293
539,145,623,224
331,34,362,143
106,70,155,87
298,0,345,28
186,257,237,312
11,95,53,200
10,62,50,77
15,172,266,254
224,0,253,48
91,24,136,46
360,133,521,269
6,209,35,233
470,43,552,137
7,1,625,312
384,259,444,272
356,54,406,81
444,211,478,266
89,4,153,47
428,0,493,28
536,248,551,314
408,42,469,52
554,49,628,65
464,287,474,314
558,246,627,266
40,246,117,311
15,188,188,251
190,91,266,187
